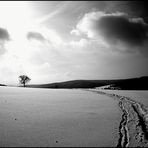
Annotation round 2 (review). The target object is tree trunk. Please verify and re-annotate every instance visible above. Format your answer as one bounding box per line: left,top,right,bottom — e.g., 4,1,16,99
23,83,25,87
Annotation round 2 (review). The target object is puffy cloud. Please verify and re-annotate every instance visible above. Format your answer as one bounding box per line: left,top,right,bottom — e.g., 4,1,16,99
0,27,10,55
73,11,148,54
26,27,63,46
70,29,80,36
0,27,10,41
96,14,148,47
27,31,45,42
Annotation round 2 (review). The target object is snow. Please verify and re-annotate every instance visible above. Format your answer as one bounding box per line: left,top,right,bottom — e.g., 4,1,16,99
0,87,121,147
88,89,148,147
101,90,148,107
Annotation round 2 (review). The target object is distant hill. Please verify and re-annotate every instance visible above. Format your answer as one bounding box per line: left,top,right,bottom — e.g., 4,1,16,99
27,76,148,90
0,84,6,86
111,76,148,90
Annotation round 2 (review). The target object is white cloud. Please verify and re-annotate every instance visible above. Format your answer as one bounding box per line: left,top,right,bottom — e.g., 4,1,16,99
72,11,126,39
70,29,80,36
68,38,89,48
72,11,148,54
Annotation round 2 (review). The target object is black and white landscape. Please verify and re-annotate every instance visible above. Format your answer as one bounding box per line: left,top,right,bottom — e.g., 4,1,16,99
0,1,148,147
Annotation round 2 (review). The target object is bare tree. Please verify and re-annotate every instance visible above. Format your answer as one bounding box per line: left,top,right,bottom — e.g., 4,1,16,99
19,75,31,87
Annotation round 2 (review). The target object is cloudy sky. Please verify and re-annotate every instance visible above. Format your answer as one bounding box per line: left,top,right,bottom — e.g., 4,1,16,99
0,1,148,85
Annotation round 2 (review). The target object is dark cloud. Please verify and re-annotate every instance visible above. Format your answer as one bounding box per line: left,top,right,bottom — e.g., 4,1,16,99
96,14,148,47
0,27,10,41
27,32,45,42
104,1,148,23
123,1,148,21
76,11,148,55
0,27,10,55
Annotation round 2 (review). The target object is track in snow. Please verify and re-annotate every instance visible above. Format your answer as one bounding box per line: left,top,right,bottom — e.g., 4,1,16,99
85,89,148,147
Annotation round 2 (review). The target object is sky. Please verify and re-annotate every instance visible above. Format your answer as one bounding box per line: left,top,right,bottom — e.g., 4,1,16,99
0,1,148,85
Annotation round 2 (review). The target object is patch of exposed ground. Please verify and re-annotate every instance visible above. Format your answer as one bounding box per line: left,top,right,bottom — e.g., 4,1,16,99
85,89,148,147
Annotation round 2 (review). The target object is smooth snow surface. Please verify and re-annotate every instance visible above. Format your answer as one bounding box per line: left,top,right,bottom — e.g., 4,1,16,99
0,87,120,147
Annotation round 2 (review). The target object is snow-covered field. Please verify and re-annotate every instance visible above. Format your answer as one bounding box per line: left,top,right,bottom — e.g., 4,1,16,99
101,90,148,107
0,87,121,147
1,87,148,147
89,89,148,147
